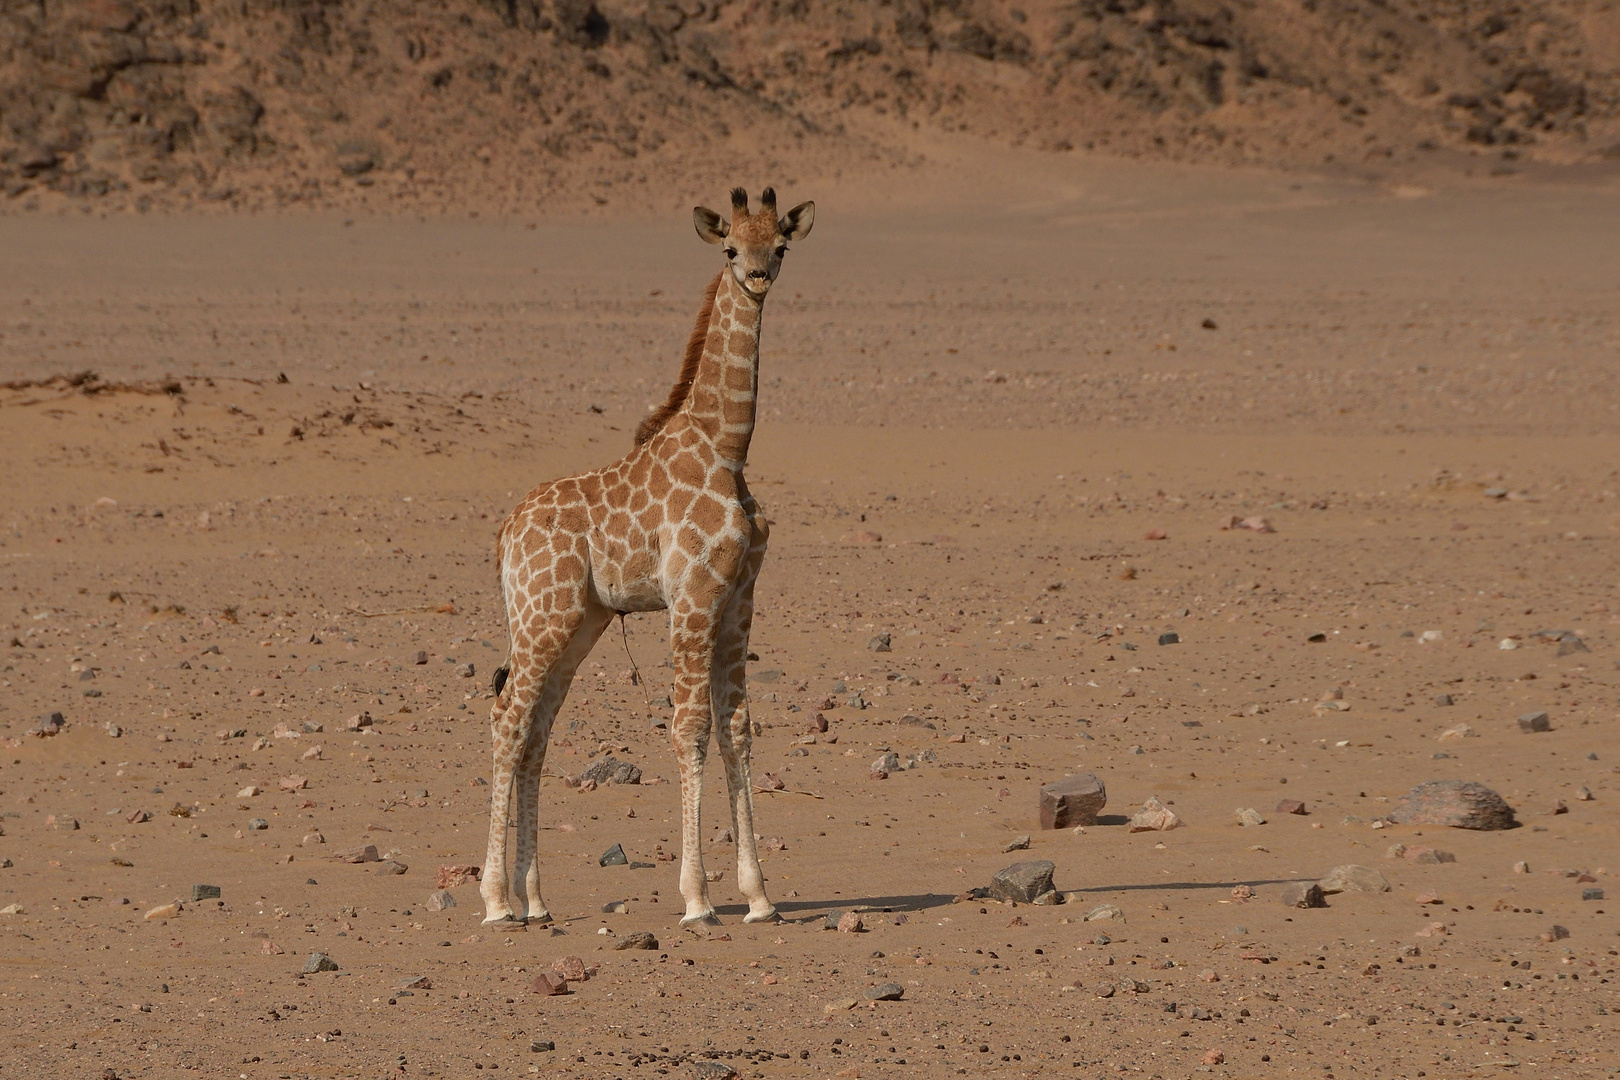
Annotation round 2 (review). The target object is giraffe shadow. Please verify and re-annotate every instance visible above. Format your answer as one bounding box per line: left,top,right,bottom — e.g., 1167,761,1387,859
714,878,1316,922
712,892,958,920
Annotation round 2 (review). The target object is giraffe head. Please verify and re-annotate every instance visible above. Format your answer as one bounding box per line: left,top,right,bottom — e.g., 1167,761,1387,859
693,187,814,299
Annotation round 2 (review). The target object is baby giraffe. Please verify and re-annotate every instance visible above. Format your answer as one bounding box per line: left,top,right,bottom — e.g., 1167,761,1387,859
480,187,814,929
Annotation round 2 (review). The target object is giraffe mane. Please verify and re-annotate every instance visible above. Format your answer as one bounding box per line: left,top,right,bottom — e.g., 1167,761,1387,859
633,268,724,446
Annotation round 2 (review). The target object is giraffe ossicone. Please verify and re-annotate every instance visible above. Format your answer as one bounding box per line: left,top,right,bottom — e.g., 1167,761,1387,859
479,187,814,930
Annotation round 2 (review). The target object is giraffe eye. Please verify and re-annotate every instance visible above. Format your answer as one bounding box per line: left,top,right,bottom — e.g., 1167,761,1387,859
724,247,738,260
774,247,787,259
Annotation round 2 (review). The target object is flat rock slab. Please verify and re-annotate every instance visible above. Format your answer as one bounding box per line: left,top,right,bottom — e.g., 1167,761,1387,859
1276,799,1308,815
989,859,1057,904
1389,780,1517,830
1318,865,1391,894
1278,881,1328,908
190,884,221,901
599,843,628,867
864,982,904,1001
335,844,380,864
580,755,642,786
1039,773,1106,829
690,1062,739,1080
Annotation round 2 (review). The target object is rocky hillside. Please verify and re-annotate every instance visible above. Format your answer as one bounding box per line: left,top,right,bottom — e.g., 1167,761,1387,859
2,0,1617,213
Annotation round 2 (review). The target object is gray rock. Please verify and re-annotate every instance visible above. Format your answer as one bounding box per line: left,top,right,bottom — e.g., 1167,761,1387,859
1002,834,1031,853
1583,888,1605,901
599,843,628,867
822,909,848,930
1039,773,1107,829
580,756,642,786
425,890,456,911
378,860,408,875
301,952,339,974
1083,903,1125,923
870,751,900,775
1234,808,1266,827
530,1040,555,1052
1278,881,1328,908
397,975,432,989
1434,694,1454,707
1157,632,1180,646
864,982,904,1001
1556,633,1589,657
1318,865,1391,894
1517,711,1551,733
988,859,1057,905
190,884,221,902
867,633,892,652
247,818,269,831
1389,780,1518,830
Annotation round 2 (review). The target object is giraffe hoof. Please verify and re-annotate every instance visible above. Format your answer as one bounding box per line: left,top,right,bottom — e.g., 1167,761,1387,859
742,907,781,925
525,911,554,927
483,915,528,932
678,911,722,929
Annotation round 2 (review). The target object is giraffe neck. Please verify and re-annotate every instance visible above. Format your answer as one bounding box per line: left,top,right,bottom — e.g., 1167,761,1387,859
680,270,763,467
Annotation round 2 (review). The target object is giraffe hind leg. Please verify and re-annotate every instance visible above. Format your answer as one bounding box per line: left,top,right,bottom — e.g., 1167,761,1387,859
481,617,591,927
511,605,611,924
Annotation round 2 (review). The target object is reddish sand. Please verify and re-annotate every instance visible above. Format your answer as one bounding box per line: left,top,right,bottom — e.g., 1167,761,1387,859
1,153,1618,1079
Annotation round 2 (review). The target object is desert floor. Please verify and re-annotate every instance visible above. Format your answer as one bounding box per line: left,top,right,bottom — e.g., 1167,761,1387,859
1,152,1618,1080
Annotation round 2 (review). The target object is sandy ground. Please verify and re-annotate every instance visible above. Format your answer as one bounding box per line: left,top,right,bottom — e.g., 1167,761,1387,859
1,154,1618,1080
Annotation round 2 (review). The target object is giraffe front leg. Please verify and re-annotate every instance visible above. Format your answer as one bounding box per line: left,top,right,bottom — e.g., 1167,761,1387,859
714,519,776,924
670,609,722,928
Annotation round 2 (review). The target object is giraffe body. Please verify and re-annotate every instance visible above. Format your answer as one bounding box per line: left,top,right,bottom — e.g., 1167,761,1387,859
480,189,813,929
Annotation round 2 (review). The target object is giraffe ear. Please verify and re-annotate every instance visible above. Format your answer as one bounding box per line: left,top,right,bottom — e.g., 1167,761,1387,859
693,206,729,245
779,200,814,240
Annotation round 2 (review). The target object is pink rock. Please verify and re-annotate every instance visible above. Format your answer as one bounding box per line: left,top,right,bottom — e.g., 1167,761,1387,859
551,955,588,982
531,972,567,996
436,864,481,889
1128,797,1183,832
1276,799,1307,815
278,774,308,791
837,911,864,934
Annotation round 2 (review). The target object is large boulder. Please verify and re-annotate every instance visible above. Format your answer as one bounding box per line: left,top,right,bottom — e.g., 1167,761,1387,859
1389,780,1517,830
1039,773,1107,829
